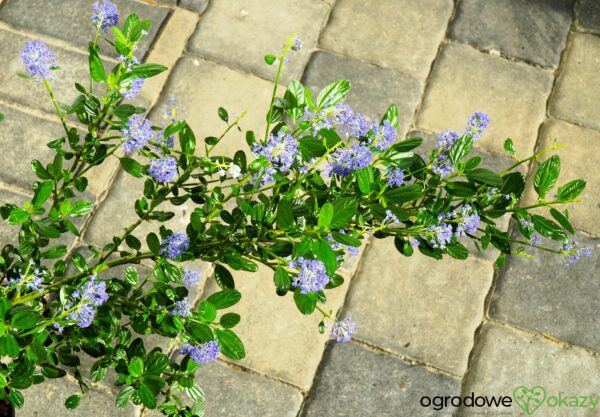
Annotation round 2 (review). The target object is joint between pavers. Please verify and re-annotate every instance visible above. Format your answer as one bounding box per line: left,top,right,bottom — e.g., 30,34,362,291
216,357,307,393
0,96,86,131
0,179,32,198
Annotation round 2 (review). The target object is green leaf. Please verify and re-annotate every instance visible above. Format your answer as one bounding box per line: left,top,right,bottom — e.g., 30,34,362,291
147,233,160,255
449,133,474,165
198,301,217,323
383,104,398,128
214,328,245,360
8,389,24,409
138,383,157,409
445,181,478,197
273,266,291,293
65,395,81,409
531,214,565,241
128,356,144,378
298,137,326,160
145,352,169,375
293,289,316,315
220,313,241,328
40,364,66,378
533,155,560,199
120,157,144,178
214,264,235,289
503,138,516,155
34,222,61,239
446,242,468,260
7,207,29,225
116,386,135,408
89,46,106,82
390,137,422,153
122,63,167,81
70,200,93,217
11,310,40,330
206,289,241,309
276,198,295,229
384,184,423,204
0,299,11,320
356,166,373,194
71,252,87,272
550,208,574,234
330,197,357,228
466,168,503,187
33,180,53,206
217,107,229,122
125,266,139,285
557,179,586,201
330,231,361,247
0,334,19,357
316,80,350,109
264,54,276,65
125,234,141,251
317,203,334,229
31,159,50,179
186,320,213,343
495,254,506,268
40,245,67,259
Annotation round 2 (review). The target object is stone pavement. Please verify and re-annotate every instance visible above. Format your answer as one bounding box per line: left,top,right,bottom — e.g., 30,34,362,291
0,0,598,416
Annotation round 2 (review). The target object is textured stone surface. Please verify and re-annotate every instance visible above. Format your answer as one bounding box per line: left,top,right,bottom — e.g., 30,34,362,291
0,104,63,190
550,33,600,131
577,0,600,33
180,0,209,14
490,230,600,351
345,237,494,375
201,262,352,390
301,341,461,417
152,55,275,157
449,0,574,68
530,118,600,235
320,0,453,80
188,0,329,83
0,0,169,59
0,29,93,115
19,376,139,416
462,323,600,416
417,42,553,156
302,50,422,137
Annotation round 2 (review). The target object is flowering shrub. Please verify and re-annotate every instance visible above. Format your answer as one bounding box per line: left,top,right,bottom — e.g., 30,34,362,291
0,2,590,416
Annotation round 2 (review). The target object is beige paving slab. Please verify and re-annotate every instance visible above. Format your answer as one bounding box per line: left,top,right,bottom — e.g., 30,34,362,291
550,32,600,131
320,0,453,80
345,237,495,376
417,42,553,156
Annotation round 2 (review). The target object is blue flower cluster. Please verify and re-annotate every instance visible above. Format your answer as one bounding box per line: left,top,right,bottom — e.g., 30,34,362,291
330,315,356,342
563,241,592,267
253,130,298,173
148,157,178,183
8,261,45,293
289,257,330,294
21,40,56,81
160,232,189,260
424,205,481,249
122,114,153,154
180,341,220,365
387,168,405,188
91,0,119,32
327,232,359,258
325,144,372,177
171,298,192,318
181,268,201,287
67,278,109,328
122,78,144,100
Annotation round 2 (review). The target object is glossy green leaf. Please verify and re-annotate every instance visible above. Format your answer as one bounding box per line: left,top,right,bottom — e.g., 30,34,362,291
215,328,245,360
466,168,503,187
32,180,53,206
88,46,106,82
316,80,350,110
557,179,586,201
120,157,144,178
317,203,333,229
533,155,560,199
214,264,235,289
206,289,241,309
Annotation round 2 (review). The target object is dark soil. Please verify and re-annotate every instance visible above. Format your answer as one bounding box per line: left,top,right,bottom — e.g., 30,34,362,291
0,400,13,417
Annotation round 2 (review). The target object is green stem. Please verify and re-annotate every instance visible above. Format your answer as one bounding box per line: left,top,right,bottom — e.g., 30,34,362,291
43,79,69,136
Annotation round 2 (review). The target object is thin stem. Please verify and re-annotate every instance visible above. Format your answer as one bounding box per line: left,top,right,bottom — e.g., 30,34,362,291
43,79,69,136
90,25,101,92
264,35,295,141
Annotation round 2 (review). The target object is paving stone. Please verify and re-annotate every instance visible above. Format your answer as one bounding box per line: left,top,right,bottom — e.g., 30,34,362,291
188,0,329,83
146,360,303,417
152,55,276,158
490,230,600,351
0,188,28,247
576,0,600,33
345,237,494,375
0,104,62,190
18,376,139,417
0,29,96,116
525,118,600,236
320,0,453,80
180,0,209,14
417,42,553,156
550,33,600,131
462,323,600,416
301,50,422,137
301,341,461,417
0,0,170,59
201,262,352,390
449,0,574,68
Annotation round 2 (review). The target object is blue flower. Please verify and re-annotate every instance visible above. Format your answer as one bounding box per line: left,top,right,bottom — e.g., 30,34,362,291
181,268,201,287
122,115,153,153
330,315,356,342
253,131,298,172
435,129,459,150
424,223,453,249
387,168,404,188
160,232,189,259
326,144,372,177
291,37,303,51
453,205,481,237
370,120,396,151
467,111,490,138
431,154,453,178
148,157,178,183
562,241,592,267
21,40,56,81
67,277,109,328
91,0,119,32
327,232,359,258
122,78,144,100
333,104,372,138
289,257,330,294
383,210,399,225
180,341,220,364
172,298,192,317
